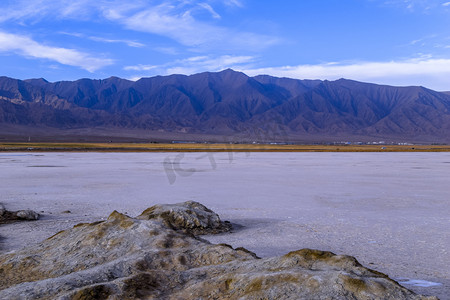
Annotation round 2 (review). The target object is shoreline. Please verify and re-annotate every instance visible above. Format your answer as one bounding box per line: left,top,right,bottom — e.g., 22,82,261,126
1,142,450,152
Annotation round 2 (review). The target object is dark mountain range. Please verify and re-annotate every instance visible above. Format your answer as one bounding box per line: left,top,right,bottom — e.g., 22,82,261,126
1,69,449,143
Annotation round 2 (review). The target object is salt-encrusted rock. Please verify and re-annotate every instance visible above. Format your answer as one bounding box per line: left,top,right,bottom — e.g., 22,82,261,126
15,210,40,220
0,201,438,300
0,205,40,223
137,200,232,234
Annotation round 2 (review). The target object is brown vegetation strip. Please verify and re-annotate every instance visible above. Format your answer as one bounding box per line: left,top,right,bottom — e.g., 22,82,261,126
0,143,449,152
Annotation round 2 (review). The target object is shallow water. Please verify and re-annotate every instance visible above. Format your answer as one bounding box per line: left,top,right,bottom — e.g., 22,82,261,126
397,278,443,288
0,152,449,299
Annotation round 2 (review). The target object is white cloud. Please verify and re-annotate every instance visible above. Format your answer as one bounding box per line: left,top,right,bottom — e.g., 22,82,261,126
154,47,180,55
88,36,145,48
382,0,450,11
102,1,278,51
125,55,450,90
125,55,255,78
59,32,145,48
238,58,450,91
0,31,113,72
0,1,277,52
224,0,243,7
198,3,221,19
0,0,99,22
58,31,85,38
409,39,423,45
165,55,255,74
124,64,158,71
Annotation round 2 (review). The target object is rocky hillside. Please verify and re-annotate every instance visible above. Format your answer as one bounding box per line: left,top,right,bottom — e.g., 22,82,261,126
0,201,437,299
1,70,450,142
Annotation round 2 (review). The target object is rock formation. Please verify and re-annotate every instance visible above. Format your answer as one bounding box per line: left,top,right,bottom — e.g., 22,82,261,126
0,201,437,299
0,203,40,224
137,201,232,235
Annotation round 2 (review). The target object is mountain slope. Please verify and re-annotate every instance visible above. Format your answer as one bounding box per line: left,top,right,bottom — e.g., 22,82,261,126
1,70,450,143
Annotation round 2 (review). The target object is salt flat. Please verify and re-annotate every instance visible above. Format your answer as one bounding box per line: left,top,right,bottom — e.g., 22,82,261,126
0,152,449,299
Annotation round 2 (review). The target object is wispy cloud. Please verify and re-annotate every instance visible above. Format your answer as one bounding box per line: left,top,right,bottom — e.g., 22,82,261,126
165,55,255,74
239,57,450,90
124,64,158,72
198,3,221,19
104,1,278,51
88,36,145,48
0,1,277,52
59,32,145,48
0,31,113,72
125,55,450,90
381,0,450,12
0,0,98,22
410,39,424,45
125,55,255,79
223,0,243,7
59,31,145,48
154,47,180,55
398,34,438,48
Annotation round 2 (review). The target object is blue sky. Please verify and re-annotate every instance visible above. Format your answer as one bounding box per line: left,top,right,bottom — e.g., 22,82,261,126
1,0,450,90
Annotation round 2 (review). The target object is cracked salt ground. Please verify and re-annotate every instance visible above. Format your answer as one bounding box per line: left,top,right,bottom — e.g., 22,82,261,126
0,201,439,299
0,152,449,299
